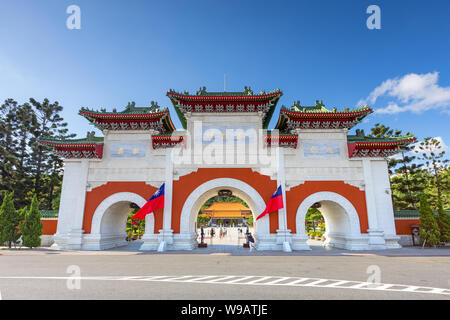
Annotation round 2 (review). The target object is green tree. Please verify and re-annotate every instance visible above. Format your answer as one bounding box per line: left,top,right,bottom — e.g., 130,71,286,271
28,98,75,209
418,195,440,247
369,123,422,209
12,102,36,208
305,208,324,233
126,209,145,239
0,192,21,248
0,100,20,194
21,195,43,248
415,137,449,207
436,200,450,243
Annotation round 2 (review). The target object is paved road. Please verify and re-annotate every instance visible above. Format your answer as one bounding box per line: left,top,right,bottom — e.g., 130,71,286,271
0,245,449,300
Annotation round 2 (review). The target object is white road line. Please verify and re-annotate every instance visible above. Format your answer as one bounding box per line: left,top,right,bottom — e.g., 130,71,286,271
0,275,448,296
264,277,290,285
140,276,172,281
401,286,420,292
246,276,272,284
371,284,393,290
160,276,193,281
349,282,370,289
429,288,447,294
326,280,350,287
119,276,146,280
224,276,255,284
303,279,329,286
205,276,236,283
186,276,218,282
285,278,310,286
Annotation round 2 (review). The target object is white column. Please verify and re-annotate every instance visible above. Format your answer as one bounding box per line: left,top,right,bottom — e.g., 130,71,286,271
159,149,174,247
362,159,386,248
276,147,292,251
54,159,89,249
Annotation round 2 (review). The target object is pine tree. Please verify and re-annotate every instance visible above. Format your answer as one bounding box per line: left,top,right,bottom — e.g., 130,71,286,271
418,195,440,247
21,195,43,249
416,137,449,207
436,200,450,244
0,192,21,248
0,99,20,193
369,123,422,209
28,98,75,209
13,103,36,208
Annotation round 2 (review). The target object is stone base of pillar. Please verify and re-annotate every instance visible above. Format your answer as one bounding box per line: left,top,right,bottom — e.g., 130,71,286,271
172,233,197,250
254,233,278,250
291,234,311,250
139,233,159,251
66,229,84,250
158,229,174,246
51,233,69,250
384,234,402,249
367,229,387,249
276,229,292,244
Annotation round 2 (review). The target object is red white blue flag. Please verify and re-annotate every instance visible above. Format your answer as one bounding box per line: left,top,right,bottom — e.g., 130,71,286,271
256,185,283,221
131,183,165,225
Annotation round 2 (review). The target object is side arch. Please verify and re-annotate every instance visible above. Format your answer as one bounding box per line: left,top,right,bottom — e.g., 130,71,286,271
294,191,363,250
84,192,154,250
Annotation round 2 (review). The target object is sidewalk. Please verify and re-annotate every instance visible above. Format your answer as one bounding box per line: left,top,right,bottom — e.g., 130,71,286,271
2,239,448,257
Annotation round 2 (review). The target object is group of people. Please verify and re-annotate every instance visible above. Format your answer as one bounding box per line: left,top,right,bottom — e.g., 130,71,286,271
205,227,228,239
198,226,256,250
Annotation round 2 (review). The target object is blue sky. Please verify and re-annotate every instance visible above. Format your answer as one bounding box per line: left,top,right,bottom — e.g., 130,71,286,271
0,0,449,151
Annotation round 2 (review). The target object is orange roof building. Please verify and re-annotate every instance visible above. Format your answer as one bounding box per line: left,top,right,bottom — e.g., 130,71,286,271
199,202,252,226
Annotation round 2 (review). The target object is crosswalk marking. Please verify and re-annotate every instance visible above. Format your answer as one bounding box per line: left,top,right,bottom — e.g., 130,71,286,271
264,277,290,285
160,276,193,281
205,276,236,283
0,275,448,296
141,276,171,281
285,278,310,286
187,276,218,282
350,282,370,288
224,276,255,284
303,279,329,286
247,276,272,284
326,280,349,287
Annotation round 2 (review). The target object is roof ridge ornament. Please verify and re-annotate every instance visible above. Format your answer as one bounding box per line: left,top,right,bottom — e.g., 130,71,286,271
243,86,253,95
355,129,365,137
149,101,160,112
196,86,207,96
125,101,136,111
86,131,96,140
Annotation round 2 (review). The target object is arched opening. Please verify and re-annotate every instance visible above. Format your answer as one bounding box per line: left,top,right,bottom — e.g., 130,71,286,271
84,192,154,250
294,192,364,250
176,178,271,250
196,193,253,248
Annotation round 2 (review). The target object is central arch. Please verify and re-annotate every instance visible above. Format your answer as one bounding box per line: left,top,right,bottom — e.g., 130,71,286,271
176,178,270,250
294,191,365,250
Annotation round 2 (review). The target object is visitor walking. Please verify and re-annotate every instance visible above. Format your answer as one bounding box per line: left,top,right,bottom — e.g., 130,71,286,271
247,233,255,251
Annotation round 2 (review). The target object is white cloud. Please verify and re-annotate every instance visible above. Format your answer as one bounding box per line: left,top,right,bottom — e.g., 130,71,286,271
357,72,450,114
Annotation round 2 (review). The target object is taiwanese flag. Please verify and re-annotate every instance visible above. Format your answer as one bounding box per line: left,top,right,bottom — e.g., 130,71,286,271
256,185,283,221
131,184,165,225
